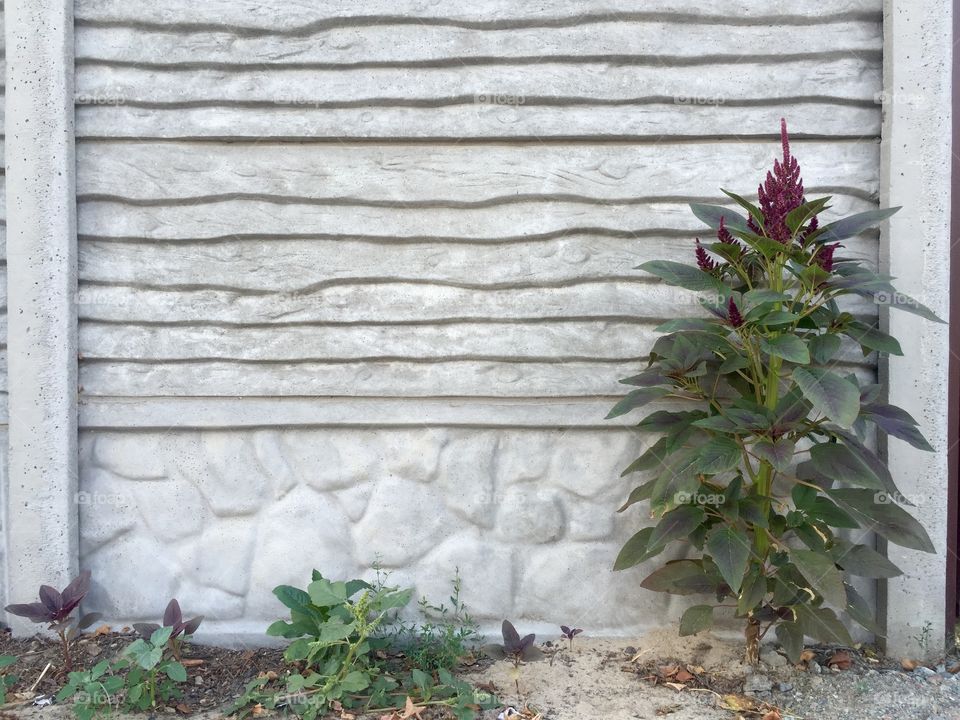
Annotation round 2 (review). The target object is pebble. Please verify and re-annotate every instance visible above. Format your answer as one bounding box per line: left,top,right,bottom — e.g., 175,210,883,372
761,650,787,668
914,667,937,678
810,661,822,674
778,681,794,692
744,674,774,694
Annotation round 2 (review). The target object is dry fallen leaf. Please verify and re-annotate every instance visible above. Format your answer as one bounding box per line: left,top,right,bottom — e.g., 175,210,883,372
901,658,920,671
174,703,191,715
947,662,960,674
251,703,265,716
827,650,852,670
663,682,686,692
400,696,427,720
181,659,204,668
92,625,112,637
720,694,758,712
799,649,816,663
689,664,706,674
761,710,783,720
674,668,695,683
659,664,679,677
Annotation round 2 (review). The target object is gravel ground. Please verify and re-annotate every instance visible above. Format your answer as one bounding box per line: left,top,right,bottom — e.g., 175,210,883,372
3,629,960,719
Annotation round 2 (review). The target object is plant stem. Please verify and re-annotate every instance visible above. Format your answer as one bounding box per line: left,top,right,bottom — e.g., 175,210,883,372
58,630,72,672
745,617,761,666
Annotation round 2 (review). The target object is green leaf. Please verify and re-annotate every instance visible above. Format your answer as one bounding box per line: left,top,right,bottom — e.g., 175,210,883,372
617,479,659,513
340,670,370,693
808,334,842,364
719,354,750,374
810,442,885,490
165,662,187,682
873,289,945,323
689,203,751,234
637,260,729,294
760,335,810,364
843,322,903,356
649,506,707,548
786,197,832,233
678,605,714,636
737,567,767,615
655,318,723,334
828,488,935,552
307,579,349,607
620,437,671,478
776,621,805,663
614,527,665,570
793,605,853,645
815,207,900,243
788,548,847,607
721,189,767,227
695,436,742,475
150,626,173,647
793,367,860,428
317,619,356,645
606,387,671,420
705,526,751,593
752,438,795,472
619,369,670,387
844,583,884,636
806,497,859,528
641,560,715,595
273,585,312,612
831,540,902,578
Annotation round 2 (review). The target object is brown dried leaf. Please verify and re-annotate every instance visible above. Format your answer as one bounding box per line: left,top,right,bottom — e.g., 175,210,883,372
181,659,204,668
761,710,783,720
901,658,920,671
92,625,112,637
674,668,695,683
800,649,816,663
175,704,191,715
659,664,679,677
827,650,852,670
400,697,427,720
663,682,686,692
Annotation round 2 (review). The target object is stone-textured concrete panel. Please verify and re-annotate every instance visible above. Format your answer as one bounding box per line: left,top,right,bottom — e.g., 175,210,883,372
78,428,682,633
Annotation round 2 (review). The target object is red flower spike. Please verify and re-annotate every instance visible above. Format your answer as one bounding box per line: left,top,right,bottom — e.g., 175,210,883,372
695,239,717,272
717,216,735,244
814,243,841,272
727,297,744,328
757,118,805,244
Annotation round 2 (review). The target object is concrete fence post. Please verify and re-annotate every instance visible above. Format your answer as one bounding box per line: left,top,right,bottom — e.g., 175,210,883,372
879,0,954,657
2,0,79,632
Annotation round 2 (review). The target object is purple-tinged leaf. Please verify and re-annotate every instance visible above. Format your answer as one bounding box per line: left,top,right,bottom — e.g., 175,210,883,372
182,616,204,636
133,623,161,638
61,571,91,609
163,599,182,629
861,403,934,452
77,612,102,630
813,207,901,244
38,586,63,615
4,602,52,622
501,620,520,649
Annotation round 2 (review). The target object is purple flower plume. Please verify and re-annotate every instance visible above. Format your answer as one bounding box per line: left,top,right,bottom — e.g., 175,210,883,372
727,297,744,328
757,118,805,243
695,239,717,272
814,243,841,272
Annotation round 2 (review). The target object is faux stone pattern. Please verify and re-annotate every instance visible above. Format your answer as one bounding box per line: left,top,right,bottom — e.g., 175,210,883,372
79,428,677,632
